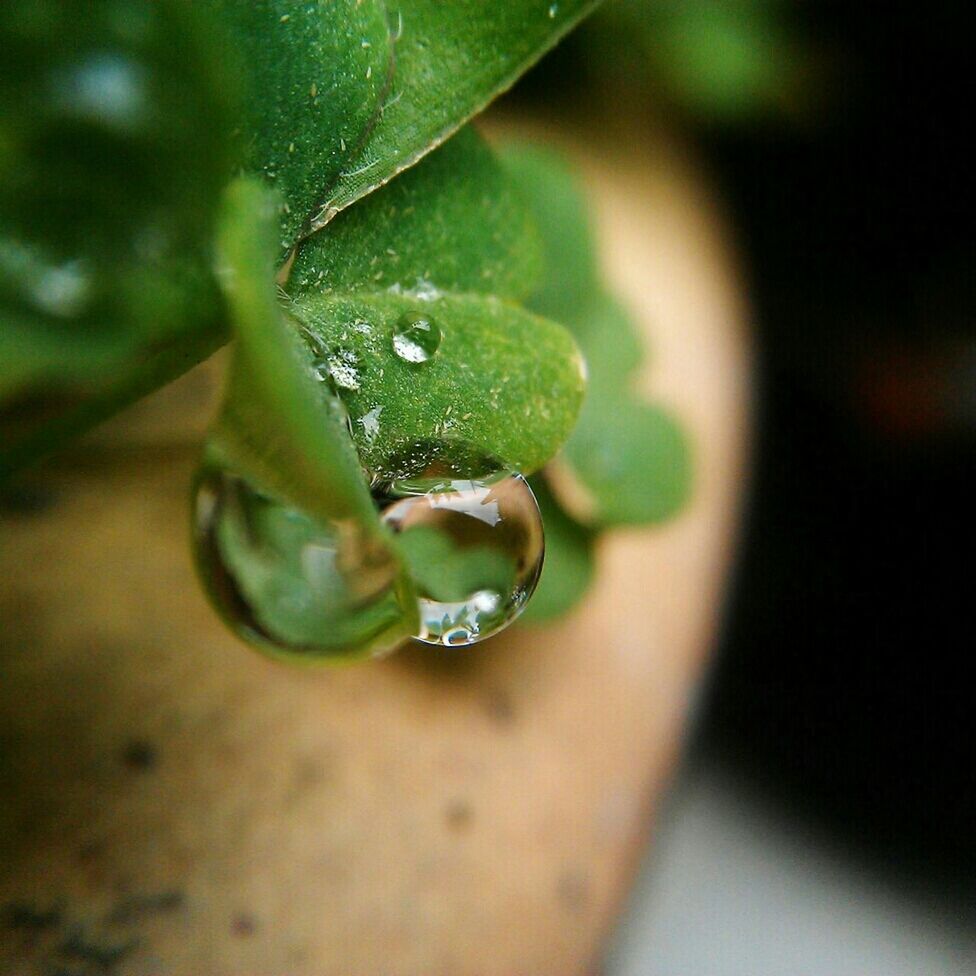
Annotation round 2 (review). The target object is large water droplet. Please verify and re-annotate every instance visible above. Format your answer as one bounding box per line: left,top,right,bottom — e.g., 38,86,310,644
392,311,441,364
380,470,544,646
192,466,407,660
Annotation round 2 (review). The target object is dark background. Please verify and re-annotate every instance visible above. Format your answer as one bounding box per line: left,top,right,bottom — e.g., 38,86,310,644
522,1,975,899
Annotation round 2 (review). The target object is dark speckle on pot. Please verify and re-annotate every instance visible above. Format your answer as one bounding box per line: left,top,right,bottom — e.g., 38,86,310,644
231,913,257,938
483,687,516,726
556,868,590,914
119,739,157,772
2,901,62,930
444,798,474,832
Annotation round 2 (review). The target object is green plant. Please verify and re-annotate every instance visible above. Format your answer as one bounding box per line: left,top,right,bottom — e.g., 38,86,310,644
1,0,689,659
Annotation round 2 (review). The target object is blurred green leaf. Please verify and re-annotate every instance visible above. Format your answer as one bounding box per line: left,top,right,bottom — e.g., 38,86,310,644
498,144,598,322
502,143,692,527
497,143,641,382
0,0,233,475
566,397,690,525
291,288,585,481
520,475,595,623
584,0,807,122
288,127,543,302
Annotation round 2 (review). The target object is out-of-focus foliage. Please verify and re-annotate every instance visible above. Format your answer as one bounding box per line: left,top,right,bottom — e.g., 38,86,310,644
504,145,691,621
0,0,234,475
582,0,811,123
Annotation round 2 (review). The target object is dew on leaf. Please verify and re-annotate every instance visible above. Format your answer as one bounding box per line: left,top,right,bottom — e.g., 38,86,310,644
192,466,406,660
325,348,360,390
392,310,441,363
357,405,383,443
380,469,544,646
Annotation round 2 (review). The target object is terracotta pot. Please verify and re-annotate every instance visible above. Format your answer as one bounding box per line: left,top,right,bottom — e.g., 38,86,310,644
0,114,750,975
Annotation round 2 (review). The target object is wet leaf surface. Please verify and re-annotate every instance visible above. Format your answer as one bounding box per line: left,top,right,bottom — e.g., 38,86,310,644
292,288,585,480
288,127,542,302
202,0,391,254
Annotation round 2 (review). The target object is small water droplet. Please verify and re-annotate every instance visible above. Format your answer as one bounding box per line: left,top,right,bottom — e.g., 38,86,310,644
392,311,441,364
193,466,407,659
357,405,383,443
324,348,360,390
411,277,441,302
380,469,544,646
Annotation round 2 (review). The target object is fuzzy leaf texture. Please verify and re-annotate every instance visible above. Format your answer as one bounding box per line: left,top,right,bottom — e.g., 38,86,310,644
203,0,600,254
285,128,583,481
1,0,600,476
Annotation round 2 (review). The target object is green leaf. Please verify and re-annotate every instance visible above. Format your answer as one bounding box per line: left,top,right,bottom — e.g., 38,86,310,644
204,471,411,659
286,128,576,484
502,142,692,526
202,0,392,255
0,0,233,475
397,525,516,603
497,143,640,381
311,0,601,225
498,145,599,323
288,126,542,302
563,397,691,525
584,0,805,122
208,0,599,254
211,179,375,526
207,177,417,657
573,290,644,392
290,289,586,481
520,475,594,623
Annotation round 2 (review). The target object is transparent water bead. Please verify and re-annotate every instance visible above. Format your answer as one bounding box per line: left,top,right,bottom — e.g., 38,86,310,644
380,470,544,646
193,467,407,660
392,310,441,363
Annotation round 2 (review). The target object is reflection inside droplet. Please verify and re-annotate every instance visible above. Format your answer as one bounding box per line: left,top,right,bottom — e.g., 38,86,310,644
380,470,544,646
392,310,441,363
192,466,407,660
